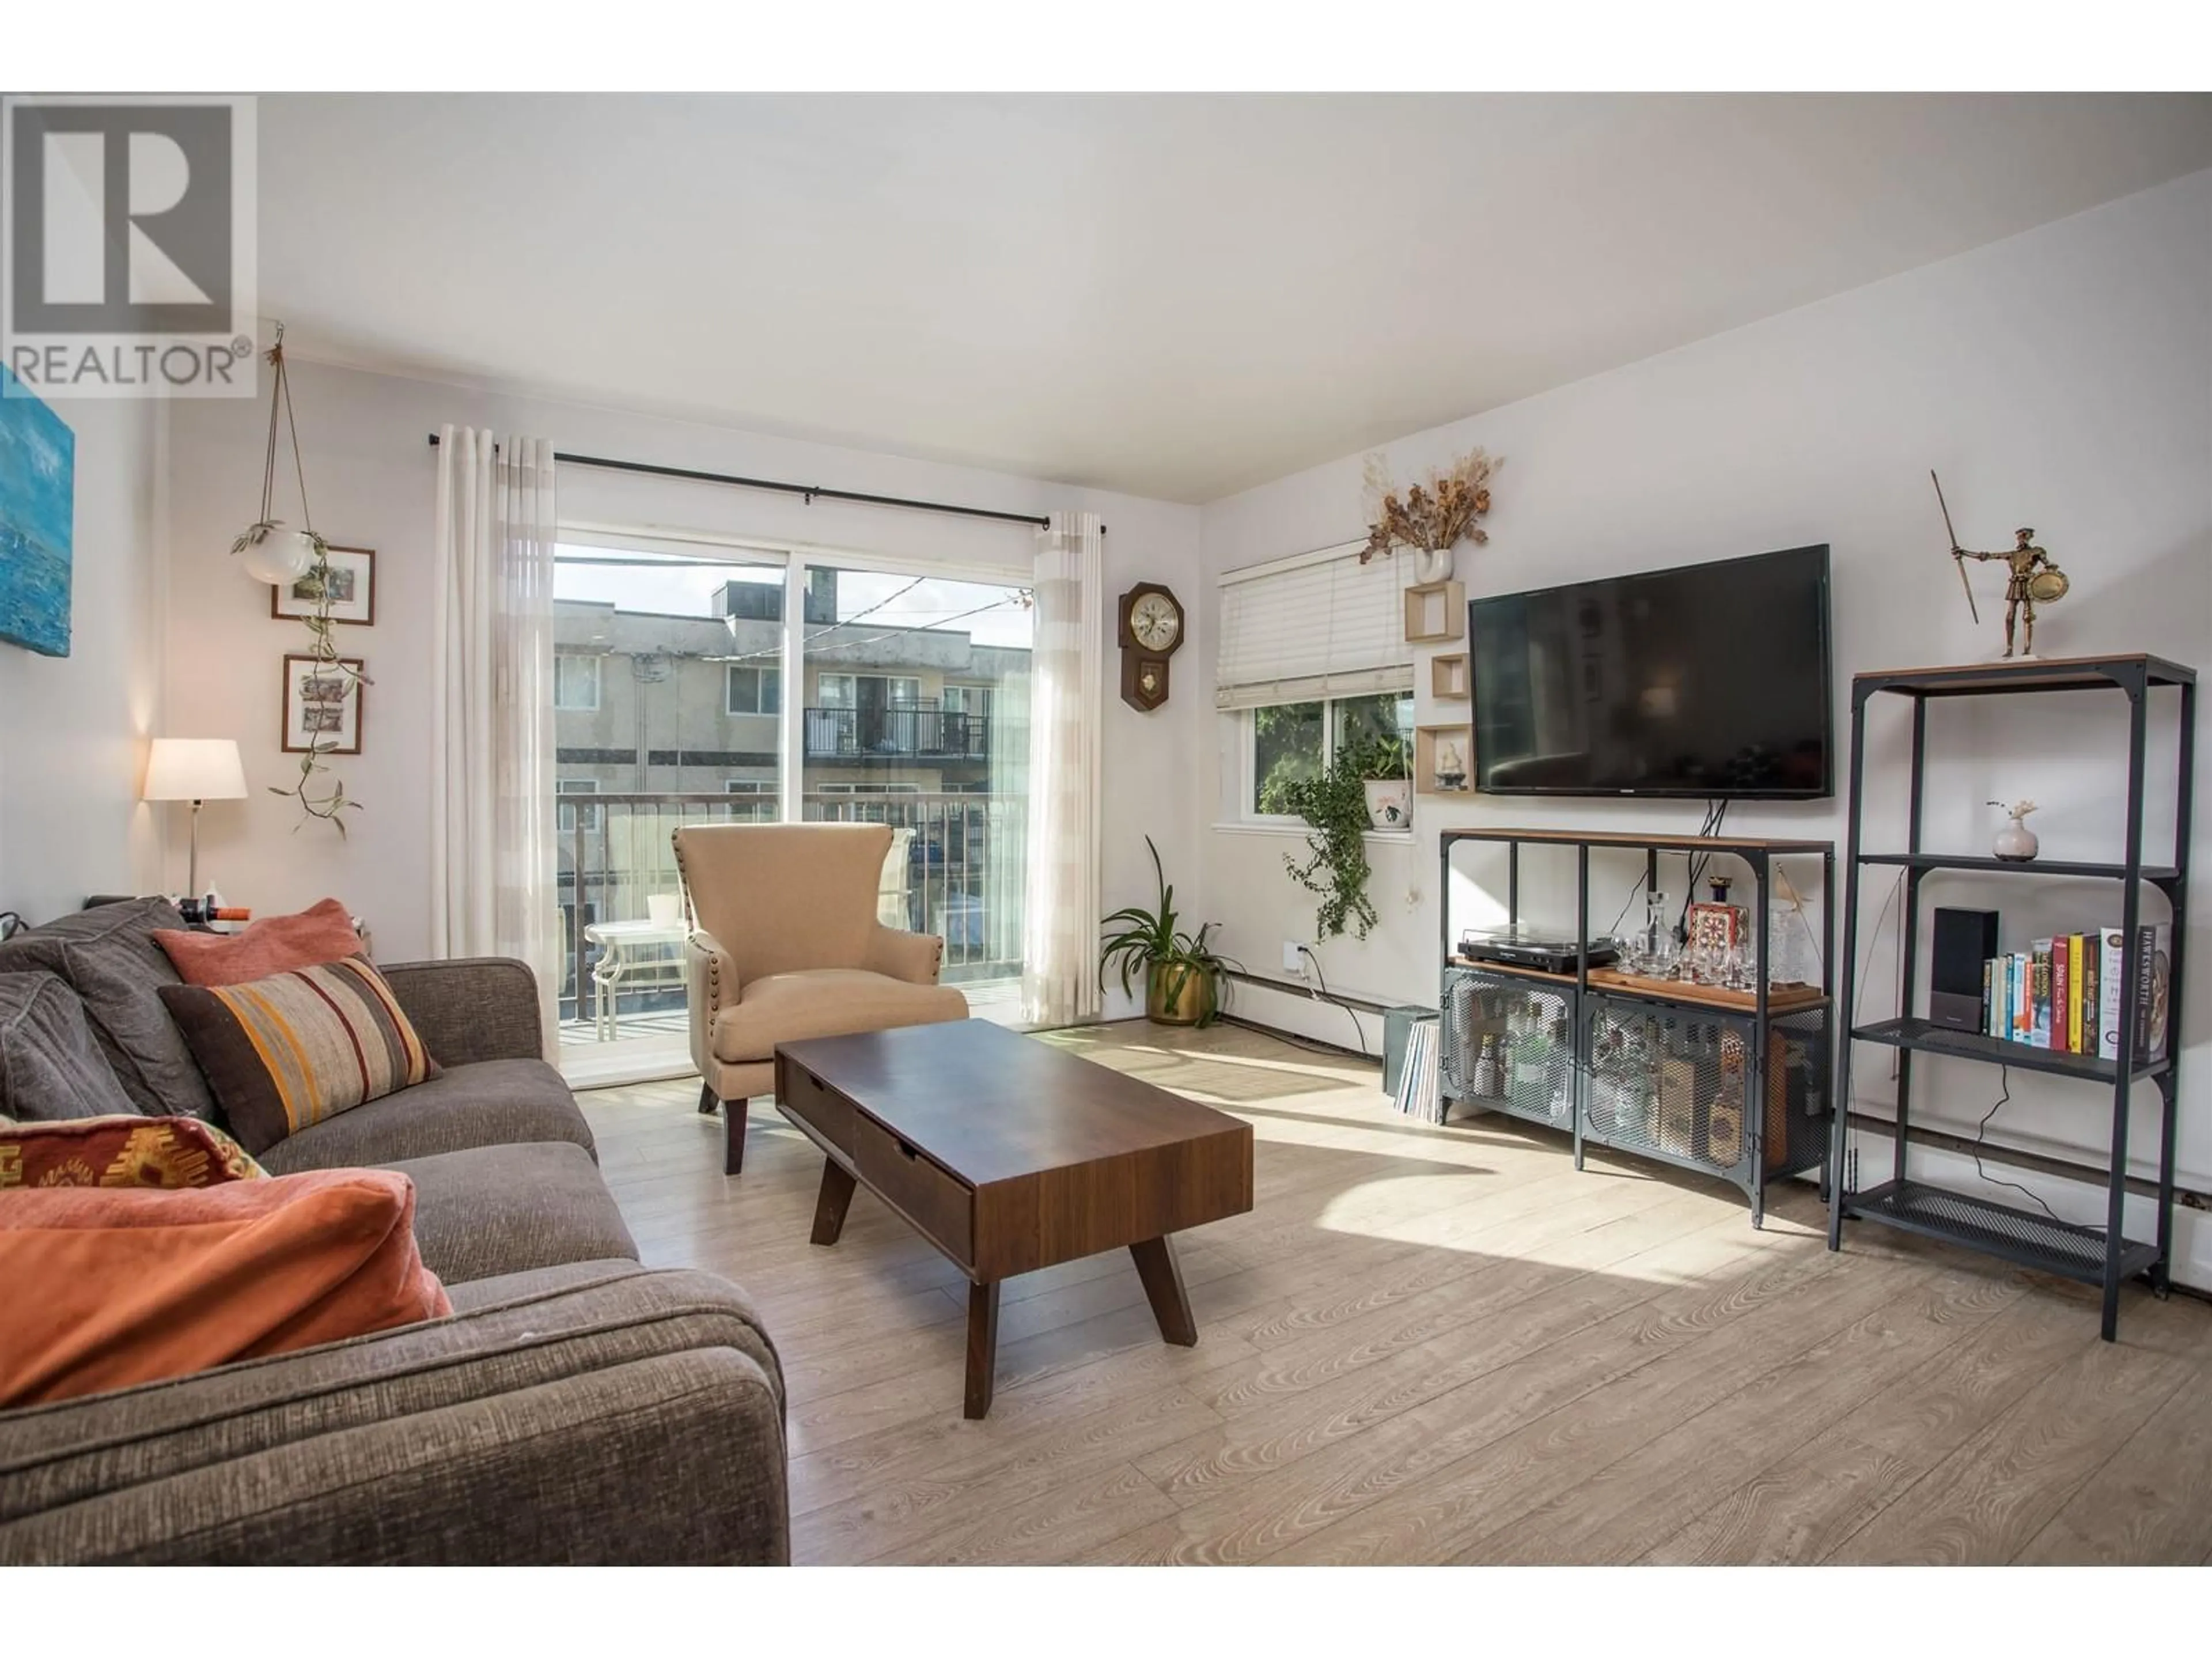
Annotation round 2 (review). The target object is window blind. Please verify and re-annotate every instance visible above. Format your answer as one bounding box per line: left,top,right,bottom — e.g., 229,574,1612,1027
1215,541,1414,710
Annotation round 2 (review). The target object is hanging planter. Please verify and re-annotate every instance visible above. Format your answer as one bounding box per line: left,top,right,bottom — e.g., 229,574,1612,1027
235,325,367,835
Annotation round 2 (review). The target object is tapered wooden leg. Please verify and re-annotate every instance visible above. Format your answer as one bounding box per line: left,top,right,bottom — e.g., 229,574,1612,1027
698,1081,718,1116
1130,1235,1196,1346
722,1097,748,1175
810,1158,858,1246
963,1280,1001,1419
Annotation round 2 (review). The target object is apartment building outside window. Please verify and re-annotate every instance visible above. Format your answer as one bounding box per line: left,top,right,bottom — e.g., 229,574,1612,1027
554,653,601,711
725,664,781,715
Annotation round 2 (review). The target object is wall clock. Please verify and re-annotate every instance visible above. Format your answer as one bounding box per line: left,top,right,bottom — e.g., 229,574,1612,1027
1117,582,1184,712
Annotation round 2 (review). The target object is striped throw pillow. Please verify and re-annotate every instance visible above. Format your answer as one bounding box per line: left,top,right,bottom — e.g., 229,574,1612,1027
157,958,440,1154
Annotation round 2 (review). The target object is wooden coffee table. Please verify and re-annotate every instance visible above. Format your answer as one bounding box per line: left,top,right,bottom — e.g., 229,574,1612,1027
774,1021,1255,1418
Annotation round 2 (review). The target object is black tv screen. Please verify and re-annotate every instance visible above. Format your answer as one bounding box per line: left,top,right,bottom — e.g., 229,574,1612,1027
1468,544,1833,798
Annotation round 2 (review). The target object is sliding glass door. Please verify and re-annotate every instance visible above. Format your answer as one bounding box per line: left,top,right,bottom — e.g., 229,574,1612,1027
552,539,1033,1082
801,566,1032,1018
552,540,786,1083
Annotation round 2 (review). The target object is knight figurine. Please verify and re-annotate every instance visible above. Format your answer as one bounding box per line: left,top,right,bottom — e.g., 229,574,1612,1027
1955,527,2069,658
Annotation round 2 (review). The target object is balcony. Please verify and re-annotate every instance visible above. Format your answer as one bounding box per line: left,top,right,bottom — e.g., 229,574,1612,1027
554,790,1025,1065
802,705,991,762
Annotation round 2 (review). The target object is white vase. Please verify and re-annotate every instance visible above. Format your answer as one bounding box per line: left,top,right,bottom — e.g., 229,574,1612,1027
1993,814,2039,862
1364,779,1411,830
1412,545,1454,585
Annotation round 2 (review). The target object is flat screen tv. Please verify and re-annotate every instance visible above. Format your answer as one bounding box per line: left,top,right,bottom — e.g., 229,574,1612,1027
1467,544,1833,798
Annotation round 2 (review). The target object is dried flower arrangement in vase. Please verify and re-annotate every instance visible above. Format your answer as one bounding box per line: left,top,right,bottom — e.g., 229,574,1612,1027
1359,449,1499,582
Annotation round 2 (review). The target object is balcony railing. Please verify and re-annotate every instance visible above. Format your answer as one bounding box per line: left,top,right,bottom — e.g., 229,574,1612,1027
802,706,990,762
554,789,1025,1028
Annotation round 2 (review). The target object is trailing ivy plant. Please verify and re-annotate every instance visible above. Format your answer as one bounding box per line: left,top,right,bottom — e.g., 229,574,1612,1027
1272,743,1381,941
237,328,368,836
267,534,366,835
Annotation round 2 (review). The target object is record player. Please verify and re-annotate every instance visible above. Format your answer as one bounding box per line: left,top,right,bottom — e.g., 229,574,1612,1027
1457,925,1619,975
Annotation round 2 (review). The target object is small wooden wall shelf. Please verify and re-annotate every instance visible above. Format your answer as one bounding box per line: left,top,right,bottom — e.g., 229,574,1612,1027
1404,581,1465,643
1415,724,1473,794
1431,653,1469,699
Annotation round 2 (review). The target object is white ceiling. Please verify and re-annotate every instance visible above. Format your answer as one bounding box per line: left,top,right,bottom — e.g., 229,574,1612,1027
261,93,2212,503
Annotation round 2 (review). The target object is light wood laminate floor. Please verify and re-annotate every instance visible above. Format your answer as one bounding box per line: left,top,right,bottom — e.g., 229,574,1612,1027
578,1021,2212,1566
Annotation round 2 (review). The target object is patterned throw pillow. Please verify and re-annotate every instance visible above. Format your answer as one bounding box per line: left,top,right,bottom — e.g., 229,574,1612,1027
157,958,441,1155
0,1113,267,1189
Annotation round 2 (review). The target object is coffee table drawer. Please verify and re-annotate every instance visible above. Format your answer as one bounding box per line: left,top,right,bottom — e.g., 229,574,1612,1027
779,1060,854,1156
853,1114,973,1263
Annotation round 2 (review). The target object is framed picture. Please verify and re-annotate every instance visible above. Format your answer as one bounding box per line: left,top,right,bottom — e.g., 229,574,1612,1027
0,365,74,657
272,544,376,625
281,653,366,755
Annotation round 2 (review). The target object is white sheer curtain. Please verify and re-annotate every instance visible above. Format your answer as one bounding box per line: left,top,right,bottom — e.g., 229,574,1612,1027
1020,511,1104,1027
429,427,560,1052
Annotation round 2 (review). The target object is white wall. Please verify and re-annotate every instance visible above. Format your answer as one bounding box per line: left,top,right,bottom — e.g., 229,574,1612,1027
0,396,166,924
161,358,1206,1006
1199,171,2212,1278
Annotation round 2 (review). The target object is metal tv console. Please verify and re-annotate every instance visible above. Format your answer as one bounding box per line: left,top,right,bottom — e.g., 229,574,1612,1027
1439,827,1837,1228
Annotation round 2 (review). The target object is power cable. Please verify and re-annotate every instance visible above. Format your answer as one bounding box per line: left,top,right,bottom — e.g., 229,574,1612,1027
1296,945,1371,1055
1969,1067,2065,1224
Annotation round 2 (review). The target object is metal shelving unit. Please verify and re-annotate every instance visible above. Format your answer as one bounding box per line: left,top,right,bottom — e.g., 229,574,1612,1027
1440,827,1837,1228
1827,653,2196,1341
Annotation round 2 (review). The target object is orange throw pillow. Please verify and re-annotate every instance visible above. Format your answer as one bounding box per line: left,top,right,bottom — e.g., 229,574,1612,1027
151,898,363,987
0,1169,450,1408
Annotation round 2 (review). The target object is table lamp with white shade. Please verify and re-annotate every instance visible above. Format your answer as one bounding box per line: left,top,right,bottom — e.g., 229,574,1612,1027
143,738,248,899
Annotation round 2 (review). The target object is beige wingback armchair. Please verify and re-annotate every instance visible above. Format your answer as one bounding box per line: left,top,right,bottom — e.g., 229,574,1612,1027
673,823,968,1173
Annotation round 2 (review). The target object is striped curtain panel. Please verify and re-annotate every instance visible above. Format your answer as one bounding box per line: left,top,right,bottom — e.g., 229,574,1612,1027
429,429,562,1055
1020,512,1104,1028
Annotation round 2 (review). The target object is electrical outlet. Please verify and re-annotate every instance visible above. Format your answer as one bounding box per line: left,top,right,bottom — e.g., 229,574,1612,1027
1282,941,1306,975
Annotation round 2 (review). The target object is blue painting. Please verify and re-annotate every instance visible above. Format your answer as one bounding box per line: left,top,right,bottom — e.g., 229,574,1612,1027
0,365,75,658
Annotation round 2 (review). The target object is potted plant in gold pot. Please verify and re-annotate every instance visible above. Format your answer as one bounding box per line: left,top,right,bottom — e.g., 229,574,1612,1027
1099,838,1238,1027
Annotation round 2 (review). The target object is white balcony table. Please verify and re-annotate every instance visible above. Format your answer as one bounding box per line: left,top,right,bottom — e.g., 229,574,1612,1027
582,917,689,1040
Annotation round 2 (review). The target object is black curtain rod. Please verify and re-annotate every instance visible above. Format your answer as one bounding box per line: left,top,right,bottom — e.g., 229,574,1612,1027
425,433,1052,530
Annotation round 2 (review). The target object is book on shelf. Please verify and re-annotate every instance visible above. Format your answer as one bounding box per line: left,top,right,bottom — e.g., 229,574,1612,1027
2065,934,2084,1055
2051,938,2070,1054
2096,924,2173,1064
2098,928,2125,1060
2088,942,2105,1057
1978,924,2169,1063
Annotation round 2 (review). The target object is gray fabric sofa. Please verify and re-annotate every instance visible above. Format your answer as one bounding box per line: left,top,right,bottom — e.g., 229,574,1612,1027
0,899,788,1565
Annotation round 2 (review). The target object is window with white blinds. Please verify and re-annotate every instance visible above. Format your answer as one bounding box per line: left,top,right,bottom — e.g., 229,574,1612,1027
1215,541,1414,710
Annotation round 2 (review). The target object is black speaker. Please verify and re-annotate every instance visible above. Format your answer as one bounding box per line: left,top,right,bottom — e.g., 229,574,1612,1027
1931,907,2000,1030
